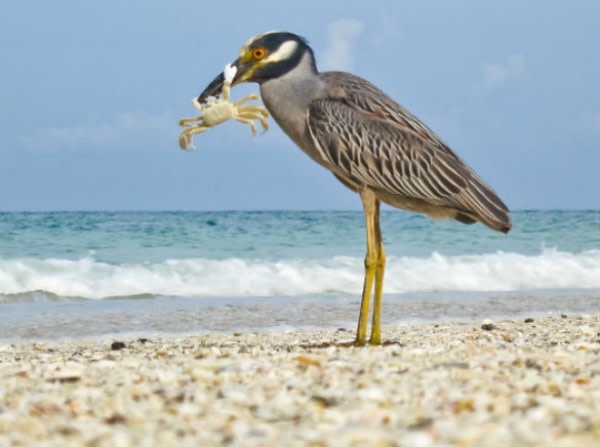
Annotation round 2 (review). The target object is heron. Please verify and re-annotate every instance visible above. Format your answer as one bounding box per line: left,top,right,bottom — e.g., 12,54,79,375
194,31,511,345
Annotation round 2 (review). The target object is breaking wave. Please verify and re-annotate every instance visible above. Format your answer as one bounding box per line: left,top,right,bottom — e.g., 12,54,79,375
1,249,599,302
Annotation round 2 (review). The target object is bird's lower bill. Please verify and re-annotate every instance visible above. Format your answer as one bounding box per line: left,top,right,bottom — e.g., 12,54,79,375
197,71,226,103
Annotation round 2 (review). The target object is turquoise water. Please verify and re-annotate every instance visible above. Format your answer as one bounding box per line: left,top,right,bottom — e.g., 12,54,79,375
1,210,597,262
0,210,598,340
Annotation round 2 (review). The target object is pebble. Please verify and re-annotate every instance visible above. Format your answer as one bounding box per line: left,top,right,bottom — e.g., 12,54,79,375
0,314,599,446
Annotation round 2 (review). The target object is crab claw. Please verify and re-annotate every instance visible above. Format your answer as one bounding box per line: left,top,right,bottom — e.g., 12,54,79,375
224,64,238,83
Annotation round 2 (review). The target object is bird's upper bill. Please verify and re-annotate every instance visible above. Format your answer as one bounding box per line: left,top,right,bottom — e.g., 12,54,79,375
196,34,264,103
196,42,269,103
198,58,252,103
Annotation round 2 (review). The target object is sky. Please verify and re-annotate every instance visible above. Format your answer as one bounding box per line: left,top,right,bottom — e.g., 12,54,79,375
1,1,599,211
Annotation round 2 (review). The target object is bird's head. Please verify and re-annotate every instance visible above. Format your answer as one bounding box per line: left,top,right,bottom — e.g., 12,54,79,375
197,31,316,103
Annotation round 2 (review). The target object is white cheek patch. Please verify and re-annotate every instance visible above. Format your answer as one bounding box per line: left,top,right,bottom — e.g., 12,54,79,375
264,40,298,64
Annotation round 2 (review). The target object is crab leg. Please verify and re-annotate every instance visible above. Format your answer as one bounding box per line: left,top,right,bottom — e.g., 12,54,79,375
256,115,270,132
237,110,270,133
221,82,232,102
237,105,269,116
179,116,205,126
179,124,209,150
234,117,259,136
232,94,260,107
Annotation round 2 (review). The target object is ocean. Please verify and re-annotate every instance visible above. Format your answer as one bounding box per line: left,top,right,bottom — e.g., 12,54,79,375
1,210,599,341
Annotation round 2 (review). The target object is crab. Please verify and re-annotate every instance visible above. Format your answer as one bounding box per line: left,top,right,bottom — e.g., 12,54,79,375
178,64,270,151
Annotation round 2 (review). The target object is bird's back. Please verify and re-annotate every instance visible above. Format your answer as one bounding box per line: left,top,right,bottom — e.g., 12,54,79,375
308,72,512,233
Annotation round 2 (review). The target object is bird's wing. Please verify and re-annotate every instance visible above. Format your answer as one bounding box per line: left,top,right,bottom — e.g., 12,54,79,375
307,72,511,232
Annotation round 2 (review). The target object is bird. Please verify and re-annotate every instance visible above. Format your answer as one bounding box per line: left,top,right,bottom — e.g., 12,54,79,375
195,31,512,345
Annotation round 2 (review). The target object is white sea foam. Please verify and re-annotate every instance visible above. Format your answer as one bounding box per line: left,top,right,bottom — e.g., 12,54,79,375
0,250,599,301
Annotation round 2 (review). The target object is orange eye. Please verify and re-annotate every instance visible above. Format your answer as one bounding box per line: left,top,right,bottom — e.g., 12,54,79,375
252,47,267,60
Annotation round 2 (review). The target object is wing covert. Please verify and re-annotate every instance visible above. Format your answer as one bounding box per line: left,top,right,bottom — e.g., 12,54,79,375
307,74,511,232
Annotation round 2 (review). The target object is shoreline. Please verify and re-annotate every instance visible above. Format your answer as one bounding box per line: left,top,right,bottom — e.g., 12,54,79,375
2,290,599,342
1,315,599,446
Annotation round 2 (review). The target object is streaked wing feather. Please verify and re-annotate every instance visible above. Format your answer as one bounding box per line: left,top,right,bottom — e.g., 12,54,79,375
308,72,511,232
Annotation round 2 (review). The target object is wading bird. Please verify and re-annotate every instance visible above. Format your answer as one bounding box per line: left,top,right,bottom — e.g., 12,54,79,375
194,32,511,345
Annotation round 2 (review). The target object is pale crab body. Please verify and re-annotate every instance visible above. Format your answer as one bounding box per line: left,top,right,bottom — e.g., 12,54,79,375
179,64,270,151
198,99,241,127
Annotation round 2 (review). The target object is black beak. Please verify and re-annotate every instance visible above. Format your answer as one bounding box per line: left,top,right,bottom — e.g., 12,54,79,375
197,59,242,104
197,72,225,103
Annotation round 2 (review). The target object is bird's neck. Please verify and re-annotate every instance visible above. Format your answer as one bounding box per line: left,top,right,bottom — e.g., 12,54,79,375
260,53,325,159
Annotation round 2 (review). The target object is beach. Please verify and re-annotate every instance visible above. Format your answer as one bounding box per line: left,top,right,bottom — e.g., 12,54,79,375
1,314,599,446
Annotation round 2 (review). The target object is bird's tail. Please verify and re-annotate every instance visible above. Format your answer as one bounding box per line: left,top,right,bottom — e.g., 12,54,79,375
457,175,512,234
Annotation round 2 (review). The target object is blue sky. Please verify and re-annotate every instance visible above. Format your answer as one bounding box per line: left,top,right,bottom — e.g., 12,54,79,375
1,1,599,211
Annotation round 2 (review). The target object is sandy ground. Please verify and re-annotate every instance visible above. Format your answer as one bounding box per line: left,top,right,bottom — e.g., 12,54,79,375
1,314,599,446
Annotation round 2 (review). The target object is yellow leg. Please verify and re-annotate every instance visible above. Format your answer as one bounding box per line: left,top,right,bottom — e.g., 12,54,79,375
355,189,381,346
370,202,385,345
